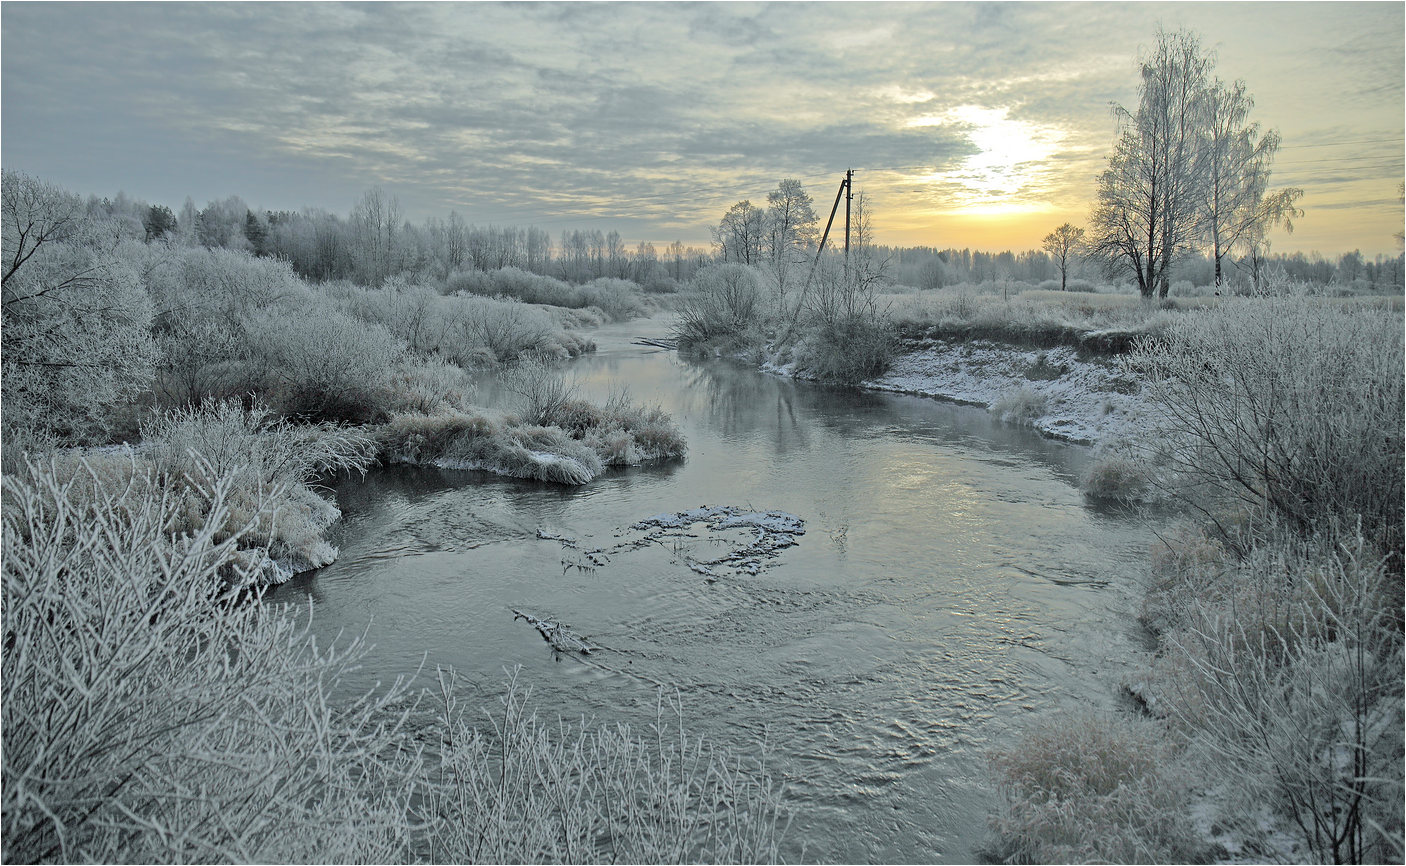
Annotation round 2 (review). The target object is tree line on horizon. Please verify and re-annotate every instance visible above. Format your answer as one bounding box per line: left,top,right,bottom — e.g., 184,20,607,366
38,158,1401,305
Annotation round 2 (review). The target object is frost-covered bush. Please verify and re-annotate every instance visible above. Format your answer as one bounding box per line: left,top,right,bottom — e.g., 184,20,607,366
1143,528,1404,863
1,460,422,863
788,314,896,385
146,245,310,323
992,386,1048,426
988,709,1204,863
579,276,648,321
244,302,405,422
672,263,769,350
1080,453,1148,504
445,267,647,322
448,266,576,305
2,171,157,443
381,356,478,415
502,354,578,427
140,399,378,581
328,279,445,355
441,294,565,362
1128,298,1404,558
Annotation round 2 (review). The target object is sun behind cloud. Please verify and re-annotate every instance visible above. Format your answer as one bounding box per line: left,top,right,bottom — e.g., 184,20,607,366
905,105,1066,216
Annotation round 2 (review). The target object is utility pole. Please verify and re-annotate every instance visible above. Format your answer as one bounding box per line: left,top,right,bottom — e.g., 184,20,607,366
844,168,854,282
784,169,856,342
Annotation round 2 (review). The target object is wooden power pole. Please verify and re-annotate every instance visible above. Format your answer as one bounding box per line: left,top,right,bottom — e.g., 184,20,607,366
844,168,854,281
784,169,856,342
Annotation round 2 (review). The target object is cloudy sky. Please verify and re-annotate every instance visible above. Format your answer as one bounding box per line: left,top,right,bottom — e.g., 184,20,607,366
3,1,1402,255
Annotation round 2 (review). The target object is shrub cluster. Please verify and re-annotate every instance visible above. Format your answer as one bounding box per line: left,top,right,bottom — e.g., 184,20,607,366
1141,524,1404,863
671,263,770,351
446,266,647,322
3,174,605,448
994,296,1406,863
1128,297,1404,557
382,359,686,485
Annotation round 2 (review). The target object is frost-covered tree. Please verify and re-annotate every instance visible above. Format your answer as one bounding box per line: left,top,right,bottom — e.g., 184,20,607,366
764,179,818,315
1199,77,1302,287
1090,28,1214,298
350,187,402,286
1041,222,1086,291
712,200,766,266
2,171,156,444
143,203,177,242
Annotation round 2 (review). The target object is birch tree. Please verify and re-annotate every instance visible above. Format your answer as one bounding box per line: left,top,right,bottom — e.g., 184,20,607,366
1199,77,1303,287
1090,28,1213,298
764,179,818,315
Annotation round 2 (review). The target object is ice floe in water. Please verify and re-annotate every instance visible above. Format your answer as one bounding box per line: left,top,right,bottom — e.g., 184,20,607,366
540,505,806,581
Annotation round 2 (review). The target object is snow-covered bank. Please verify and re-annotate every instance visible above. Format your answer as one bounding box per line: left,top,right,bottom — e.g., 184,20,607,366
862,339,1145,445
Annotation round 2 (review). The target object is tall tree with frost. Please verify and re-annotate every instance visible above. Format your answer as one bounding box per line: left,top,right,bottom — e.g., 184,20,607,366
1041,222,1085,291
1090,28,1213,298
712,200,766,266
1,170,156,443
1199,77,1302,288
764,178,819,315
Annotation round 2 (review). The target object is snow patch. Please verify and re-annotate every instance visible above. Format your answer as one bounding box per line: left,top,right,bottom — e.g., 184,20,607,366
861,339,1146,445
538,505,806,581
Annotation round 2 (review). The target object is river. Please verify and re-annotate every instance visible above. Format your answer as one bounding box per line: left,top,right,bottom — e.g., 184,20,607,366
271,316,1155,863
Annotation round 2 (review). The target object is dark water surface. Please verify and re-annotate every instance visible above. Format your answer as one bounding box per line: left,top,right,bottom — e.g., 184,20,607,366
272,317,1154,863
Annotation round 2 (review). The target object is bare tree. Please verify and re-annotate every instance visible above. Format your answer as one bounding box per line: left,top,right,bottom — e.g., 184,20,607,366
1040,222,1086,291
1090,28,1213,298
2,170,86,288
1199,77,1303,287
350,187,402,286
763,179,818,315
711,200,765,265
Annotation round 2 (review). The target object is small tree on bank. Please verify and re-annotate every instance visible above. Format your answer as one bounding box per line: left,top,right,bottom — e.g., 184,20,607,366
1041,223,1086,291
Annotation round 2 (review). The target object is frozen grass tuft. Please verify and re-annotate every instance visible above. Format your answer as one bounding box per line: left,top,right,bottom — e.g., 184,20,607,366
429,670,787,864
988,709,1206,864
991,385,1048,426
1080,452,1148,504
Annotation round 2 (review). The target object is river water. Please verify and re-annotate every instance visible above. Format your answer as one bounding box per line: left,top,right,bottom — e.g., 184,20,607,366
272,317,1155,863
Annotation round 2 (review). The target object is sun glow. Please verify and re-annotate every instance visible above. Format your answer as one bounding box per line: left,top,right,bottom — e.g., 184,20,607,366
906,105,1065,206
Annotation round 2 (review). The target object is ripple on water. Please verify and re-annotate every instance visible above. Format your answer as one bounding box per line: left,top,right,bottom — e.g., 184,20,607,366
271,321,1156,864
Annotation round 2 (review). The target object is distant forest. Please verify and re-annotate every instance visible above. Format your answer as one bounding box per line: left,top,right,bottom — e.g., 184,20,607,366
93,185,1403,293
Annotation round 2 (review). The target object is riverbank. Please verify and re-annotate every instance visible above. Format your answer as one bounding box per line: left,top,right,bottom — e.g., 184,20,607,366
766,337,1143,446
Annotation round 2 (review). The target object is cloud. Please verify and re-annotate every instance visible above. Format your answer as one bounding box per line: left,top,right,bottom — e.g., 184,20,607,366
2,1,1401,252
